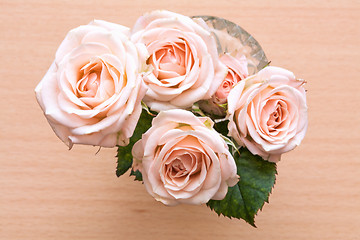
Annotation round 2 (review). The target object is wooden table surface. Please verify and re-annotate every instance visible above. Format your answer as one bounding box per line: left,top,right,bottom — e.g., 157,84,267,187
1,0,359,239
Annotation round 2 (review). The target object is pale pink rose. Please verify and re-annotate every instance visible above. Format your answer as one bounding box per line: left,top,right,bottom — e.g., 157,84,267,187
215,53,248,103
131,10,227,112
227,66,308,162
199,53,248,116
132,109,238,205
35,20,149,148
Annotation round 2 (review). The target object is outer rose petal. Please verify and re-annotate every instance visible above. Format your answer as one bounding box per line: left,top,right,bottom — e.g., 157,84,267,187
132,109,238,205
131,10,227,112
227,66,308,162
35,20,148,148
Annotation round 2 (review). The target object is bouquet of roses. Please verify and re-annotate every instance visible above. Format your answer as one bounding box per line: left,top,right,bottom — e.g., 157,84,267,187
35,10,307,226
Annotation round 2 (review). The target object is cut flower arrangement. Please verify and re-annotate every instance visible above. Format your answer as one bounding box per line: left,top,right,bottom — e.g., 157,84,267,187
35,10,308,226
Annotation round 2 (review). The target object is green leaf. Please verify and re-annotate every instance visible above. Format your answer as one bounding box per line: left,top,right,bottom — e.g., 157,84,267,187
207,147,277,227
214,119,229,136
130,169,143,181
116,108,153,179
116,145,133,177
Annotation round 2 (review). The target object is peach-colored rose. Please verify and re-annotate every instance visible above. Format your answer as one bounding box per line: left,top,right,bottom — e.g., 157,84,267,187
35,20,149,148
132,109,238,205
215,53,248,102
199,53,248,116
227,66,308,162
131,10,227,112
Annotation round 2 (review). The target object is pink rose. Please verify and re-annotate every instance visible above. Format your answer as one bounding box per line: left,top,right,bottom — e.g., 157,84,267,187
35,20,148,148
131,10,227,112
215,53,248,103
199,53,248,116
132,109,238,205
227,66,308,162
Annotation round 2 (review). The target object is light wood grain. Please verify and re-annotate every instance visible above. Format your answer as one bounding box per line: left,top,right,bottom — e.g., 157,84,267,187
1,0,359,239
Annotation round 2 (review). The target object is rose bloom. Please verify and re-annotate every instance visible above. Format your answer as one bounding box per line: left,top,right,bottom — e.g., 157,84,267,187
132,109,238,205
227,66,308,162
199,53,248,116
131,10,227,112
35,20,148,148
216,53,248,102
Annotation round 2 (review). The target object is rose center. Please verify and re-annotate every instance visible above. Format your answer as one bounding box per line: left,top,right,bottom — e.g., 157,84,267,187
271,105,281,121
169,159,187,177
149,42,189,82
77,62,102,97
266,100,288,132
162,48,178,64
75,57,116,109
